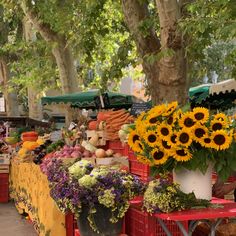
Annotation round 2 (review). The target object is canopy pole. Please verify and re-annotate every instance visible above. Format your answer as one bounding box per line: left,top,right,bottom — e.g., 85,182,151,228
99,95,105,108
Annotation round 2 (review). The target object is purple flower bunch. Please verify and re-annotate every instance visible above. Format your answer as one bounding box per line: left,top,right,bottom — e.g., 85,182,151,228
41,158,145,223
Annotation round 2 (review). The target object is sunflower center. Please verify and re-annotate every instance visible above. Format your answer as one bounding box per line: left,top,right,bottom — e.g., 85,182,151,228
213,134,226,145
162,140,171,149
132,135,139,143
212,123,223,131
204,138,211,144
153,151,164,160
195,128,206,138
179,133,190,144
148,134,157,143
176,149,187,156
184,118,195,127
194,113,204,120
167,116,174,125
171,134,177,144
161,127,169,136
149,117,158,124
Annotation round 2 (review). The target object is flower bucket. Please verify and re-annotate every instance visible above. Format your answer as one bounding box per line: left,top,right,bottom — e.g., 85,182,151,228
173,164,213,200
77,204,123,236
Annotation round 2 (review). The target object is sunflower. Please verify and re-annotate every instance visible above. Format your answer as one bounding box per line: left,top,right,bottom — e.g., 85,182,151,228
145,112,161,126
211,130,232,150
157,122,172,140
162,101,178,116
213,113,228,123
210,119,228,131
198,134,212,148
151,148,168,165
147,104,166,118
128,130,140,150
132,140,145,153
159,139,172,154
192,124,209,142
137,155,152,165
176,129,192,147
172,148,192,162
168,132,178,146
166,111,178,126
178,112,196,129
144,131,159,147
192,107,209,124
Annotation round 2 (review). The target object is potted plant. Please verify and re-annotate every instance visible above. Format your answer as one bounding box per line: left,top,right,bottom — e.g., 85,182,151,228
41,159,145,236
128,102,236,199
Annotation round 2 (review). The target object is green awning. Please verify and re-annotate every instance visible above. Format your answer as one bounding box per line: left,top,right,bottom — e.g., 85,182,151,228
41,90,141,109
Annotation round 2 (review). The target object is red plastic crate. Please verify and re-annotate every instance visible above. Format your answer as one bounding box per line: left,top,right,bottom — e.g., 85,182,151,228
108,141,128,156
129,159,150,181
0,173,9,184
125,206,188,236
74,229,80,236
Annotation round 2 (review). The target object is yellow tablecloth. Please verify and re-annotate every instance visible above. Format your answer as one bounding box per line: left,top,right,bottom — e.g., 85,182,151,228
10,161,66,236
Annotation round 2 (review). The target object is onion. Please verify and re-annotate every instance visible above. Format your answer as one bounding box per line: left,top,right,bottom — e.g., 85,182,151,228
95,148,106,158
71,151,82,159
105,149,114,157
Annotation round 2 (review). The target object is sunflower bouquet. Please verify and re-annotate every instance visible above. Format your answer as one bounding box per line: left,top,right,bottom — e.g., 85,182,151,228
128,102,236,181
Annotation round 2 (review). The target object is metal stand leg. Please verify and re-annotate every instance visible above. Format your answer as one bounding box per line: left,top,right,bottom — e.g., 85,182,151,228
210,218,223,236
156,218,172,236
175,221,189,236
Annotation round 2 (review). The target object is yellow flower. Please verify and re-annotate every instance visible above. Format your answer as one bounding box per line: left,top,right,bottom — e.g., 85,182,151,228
162,101,178,116
159,139,172,154
178,112,196,129
128,130,140,150
192,124,209,142
145,112,161,126
176,129,192,147
166,111,178,126
157,122,172,140
137,155,153,165
198,134,212,148
132,140,145,153
147,104,165,119
151,148,168,165
172,148,192,162
210,119,228,131
213,113,228,123
192,107,209,124
168,132,178,146
211,130,232,150
144,131,159,147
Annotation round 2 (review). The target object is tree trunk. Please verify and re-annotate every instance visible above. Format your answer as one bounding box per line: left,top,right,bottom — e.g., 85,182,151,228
0,58,20,116
155,0,187,105
22,17,43,120
122,0,187,105
21,3,78,124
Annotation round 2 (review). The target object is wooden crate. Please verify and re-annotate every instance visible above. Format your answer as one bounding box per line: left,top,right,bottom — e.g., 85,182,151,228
86,130,106,146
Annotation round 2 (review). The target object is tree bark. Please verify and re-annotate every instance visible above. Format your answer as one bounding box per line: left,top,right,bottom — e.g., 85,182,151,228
0,58,20,116
122,0,188,105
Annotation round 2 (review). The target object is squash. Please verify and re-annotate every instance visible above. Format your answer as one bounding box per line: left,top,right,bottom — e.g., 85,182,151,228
88,120,98,130
22,141,39,151
21,131,38,142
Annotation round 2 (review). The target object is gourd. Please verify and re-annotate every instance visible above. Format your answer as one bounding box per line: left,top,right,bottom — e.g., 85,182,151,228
95,148,106,158
22,141,39,151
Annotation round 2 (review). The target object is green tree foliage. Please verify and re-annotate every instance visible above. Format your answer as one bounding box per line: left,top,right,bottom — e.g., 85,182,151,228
181,0,236,85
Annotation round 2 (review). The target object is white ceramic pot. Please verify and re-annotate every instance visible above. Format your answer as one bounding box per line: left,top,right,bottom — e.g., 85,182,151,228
173,164,213,200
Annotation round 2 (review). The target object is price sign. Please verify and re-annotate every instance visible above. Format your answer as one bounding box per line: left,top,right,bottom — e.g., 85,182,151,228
130,102,151,116
50,130,62,142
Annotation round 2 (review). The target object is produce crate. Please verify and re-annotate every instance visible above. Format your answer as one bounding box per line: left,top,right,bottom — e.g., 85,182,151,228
0,173,9,202
125,206,188,236
129,159,150,181
86,130,106,146
107,141,127,156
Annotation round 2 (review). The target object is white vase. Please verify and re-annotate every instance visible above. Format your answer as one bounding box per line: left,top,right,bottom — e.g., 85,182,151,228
173,164,213,200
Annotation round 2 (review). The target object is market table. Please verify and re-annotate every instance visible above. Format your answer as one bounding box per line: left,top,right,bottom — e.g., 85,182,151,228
154,198,236,236
9,161,70,236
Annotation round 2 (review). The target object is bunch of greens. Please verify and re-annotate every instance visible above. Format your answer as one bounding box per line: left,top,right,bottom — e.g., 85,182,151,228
46,140,65,153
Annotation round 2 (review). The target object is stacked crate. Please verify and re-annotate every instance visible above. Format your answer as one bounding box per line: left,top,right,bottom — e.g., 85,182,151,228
0,154,10,202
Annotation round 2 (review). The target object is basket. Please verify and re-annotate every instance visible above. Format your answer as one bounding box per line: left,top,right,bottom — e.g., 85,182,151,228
86,130,106,146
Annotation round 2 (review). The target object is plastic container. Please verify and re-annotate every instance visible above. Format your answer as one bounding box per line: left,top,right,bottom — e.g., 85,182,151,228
108,141,127,156
129,159,150,181
0,173,9,203
125,206,188,236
